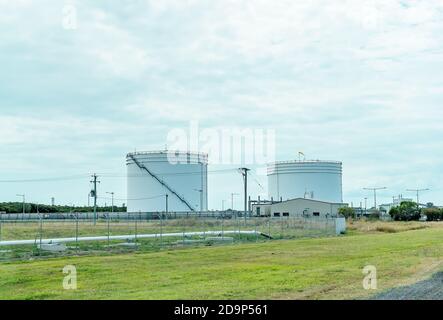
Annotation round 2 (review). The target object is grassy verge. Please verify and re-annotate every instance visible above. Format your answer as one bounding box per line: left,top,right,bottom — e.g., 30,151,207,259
0,223,441,300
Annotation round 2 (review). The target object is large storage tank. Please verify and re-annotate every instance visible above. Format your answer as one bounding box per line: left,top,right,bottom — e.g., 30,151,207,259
267,160,343,203
126,151,208,213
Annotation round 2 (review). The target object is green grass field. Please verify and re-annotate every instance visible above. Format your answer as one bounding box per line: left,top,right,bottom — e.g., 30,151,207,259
0,221,441,300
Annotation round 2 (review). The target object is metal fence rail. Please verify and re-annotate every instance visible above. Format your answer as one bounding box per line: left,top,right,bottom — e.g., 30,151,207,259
0,214,343,262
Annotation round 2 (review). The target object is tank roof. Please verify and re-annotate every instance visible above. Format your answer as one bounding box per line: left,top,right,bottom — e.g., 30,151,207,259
268,160,342,166
127,150,208,158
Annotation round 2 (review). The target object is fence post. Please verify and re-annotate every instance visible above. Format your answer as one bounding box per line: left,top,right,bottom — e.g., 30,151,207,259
221,213,224,239
238,212,241,241
203,213,206,239
268,217,271,240
255,217,258,242
182,216,186,246
39,213,43,253
107,213,110,249
135,214,138,248
160,213,163,249
76,213,79,253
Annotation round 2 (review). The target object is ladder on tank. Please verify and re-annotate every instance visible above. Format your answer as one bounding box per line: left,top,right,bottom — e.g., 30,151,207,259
128,154,196,211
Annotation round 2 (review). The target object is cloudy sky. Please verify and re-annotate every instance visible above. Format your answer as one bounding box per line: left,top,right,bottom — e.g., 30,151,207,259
1,0,442,209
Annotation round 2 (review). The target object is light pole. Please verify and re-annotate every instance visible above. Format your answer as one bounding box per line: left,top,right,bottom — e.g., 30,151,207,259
106,193,114,248
239,167,250,222
406,188,429,208
363,187,387,211
106,192,115,214
16,194,25,220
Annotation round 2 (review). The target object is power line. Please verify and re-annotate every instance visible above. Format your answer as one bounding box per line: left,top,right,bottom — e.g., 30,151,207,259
0,168,241,184
0,174,90,183
97,195,165,202
249,171,265,190
98,168,239,177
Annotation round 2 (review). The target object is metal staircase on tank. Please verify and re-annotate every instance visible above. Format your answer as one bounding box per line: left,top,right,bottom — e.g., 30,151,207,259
128,154,196,212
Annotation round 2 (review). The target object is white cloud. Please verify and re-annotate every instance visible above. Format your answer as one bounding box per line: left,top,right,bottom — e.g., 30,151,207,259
0,0,442,206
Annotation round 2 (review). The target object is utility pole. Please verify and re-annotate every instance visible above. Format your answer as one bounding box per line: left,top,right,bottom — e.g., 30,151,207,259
239,168,251,223
363,187,387,211
406,188,429,208
222,200,226,211
90,174,100,225
165,194,169,214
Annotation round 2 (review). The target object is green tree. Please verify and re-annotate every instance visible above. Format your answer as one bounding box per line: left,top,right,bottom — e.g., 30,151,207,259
338,207,356,219
422,208,442,221
389,201,420,221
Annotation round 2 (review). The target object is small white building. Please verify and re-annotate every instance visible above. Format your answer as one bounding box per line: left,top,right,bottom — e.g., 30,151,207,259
251,198,348,218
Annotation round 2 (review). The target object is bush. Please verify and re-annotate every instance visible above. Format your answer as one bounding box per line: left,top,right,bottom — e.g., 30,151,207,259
389,201,421,221
422,208,442,221
338,207,356,219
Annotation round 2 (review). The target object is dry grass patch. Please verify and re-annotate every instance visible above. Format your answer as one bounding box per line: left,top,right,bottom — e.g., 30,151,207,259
346,220,440,234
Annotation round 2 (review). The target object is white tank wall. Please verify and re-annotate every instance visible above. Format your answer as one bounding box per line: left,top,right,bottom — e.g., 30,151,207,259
267,161,343,203
126,151,208,213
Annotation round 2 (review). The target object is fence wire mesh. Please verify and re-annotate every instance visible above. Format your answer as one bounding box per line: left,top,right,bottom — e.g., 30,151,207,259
0,213,339,262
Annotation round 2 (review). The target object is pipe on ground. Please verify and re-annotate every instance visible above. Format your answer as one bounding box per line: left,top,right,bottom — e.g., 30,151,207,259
0,230,262,247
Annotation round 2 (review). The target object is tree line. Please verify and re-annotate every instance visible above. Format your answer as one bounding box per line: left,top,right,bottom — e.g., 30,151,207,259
338,201,442,221
389,201,442,221
0,202,127,214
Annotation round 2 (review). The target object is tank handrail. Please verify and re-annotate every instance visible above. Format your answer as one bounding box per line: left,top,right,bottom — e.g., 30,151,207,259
267,160,342,166
127,150,208,158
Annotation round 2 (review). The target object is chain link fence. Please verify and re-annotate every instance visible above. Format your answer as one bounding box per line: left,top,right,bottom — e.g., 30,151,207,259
0,213,341,262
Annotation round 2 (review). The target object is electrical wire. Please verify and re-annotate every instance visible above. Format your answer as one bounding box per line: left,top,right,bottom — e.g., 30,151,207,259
97,195,165,201
0,167,244,183
97,168,239,177
250,170,265,190
0,174,90,183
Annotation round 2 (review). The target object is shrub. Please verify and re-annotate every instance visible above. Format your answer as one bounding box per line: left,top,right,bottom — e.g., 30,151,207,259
338,207,356,219
422,208,442,221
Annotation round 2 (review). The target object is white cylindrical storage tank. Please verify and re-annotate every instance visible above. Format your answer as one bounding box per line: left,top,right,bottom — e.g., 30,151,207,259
126,151,208,213
267,160,343,203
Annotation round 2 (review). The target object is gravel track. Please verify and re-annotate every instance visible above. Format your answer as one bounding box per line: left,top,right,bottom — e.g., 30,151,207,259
372,272,443,300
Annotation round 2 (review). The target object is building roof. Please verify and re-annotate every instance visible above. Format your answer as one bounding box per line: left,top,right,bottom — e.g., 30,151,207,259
254,198,346,206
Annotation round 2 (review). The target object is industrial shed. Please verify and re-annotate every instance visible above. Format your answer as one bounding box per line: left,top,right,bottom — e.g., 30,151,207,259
251,198,348,218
